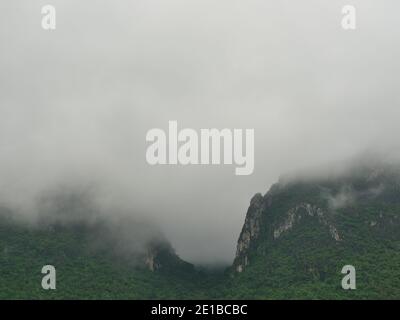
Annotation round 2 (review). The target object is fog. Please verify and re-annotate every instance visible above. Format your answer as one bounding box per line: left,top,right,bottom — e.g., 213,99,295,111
0,0,399,264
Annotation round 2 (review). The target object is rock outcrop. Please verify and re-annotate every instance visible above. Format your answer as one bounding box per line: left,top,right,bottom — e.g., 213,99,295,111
233,189,343,273
233,193,264,273
273,203,340,241
143,241,195,273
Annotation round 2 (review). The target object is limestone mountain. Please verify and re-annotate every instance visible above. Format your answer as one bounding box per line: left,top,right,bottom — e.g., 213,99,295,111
1,159,400,299
0,209,198,299
229,161,400,298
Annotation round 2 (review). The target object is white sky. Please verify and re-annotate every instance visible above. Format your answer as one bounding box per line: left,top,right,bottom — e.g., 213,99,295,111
0,0,399,264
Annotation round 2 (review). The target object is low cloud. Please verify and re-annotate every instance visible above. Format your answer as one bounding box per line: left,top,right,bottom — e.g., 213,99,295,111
1,1,400,264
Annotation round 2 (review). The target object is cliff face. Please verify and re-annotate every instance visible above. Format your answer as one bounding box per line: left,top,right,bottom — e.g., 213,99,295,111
143,241,194,273
271,203,340,241
234,193,264,272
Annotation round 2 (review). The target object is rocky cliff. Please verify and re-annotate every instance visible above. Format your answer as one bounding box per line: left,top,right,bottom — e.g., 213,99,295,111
232,162,400,276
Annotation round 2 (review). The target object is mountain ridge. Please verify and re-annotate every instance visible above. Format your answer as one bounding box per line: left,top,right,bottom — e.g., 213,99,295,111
1,160,400,298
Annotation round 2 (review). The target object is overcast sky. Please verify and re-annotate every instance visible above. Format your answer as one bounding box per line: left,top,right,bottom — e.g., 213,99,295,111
0,0,399,264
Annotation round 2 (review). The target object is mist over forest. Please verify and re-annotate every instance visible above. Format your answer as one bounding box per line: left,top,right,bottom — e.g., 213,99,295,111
1,0,400,265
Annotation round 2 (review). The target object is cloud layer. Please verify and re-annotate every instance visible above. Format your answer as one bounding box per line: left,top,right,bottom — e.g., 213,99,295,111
1,0,400,264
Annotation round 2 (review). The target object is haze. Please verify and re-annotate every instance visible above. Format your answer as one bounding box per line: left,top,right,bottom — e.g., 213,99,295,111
0,0,399,264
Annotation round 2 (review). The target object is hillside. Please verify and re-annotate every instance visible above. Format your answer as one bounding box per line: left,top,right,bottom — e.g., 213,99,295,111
0,212,213,299
1,161,400,299
228,162,400,299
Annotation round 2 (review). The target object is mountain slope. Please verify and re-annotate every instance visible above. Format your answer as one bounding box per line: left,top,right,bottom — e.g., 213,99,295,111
229,163,400,299
0,212,208,299
1,161,400,299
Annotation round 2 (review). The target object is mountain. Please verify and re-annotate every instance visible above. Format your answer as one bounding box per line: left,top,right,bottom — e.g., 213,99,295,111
228,162,400,299
1,160,400,299
0,211,201,299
